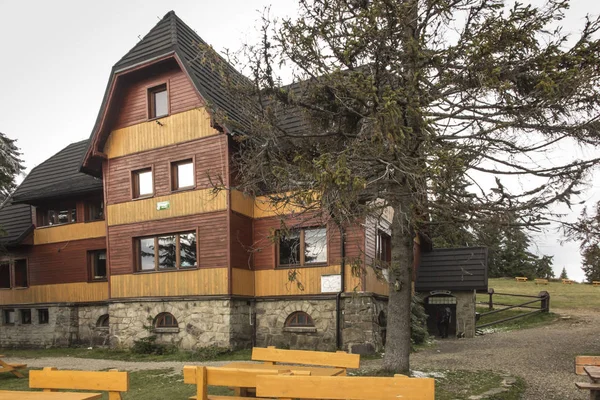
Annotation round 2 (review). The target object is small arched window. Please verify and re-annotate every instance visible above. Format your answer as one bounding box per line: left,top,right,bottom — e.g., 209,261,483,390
285,311,314,327
155,312,178,328
96,314,109,328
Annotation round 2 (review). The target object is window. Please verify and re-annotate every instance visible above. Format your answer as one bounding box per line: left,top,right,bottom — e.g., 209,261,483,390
13,259,28,288
97,314,109,328
87,199,104,221
0,263,10,289
376,230,391,265
38,309,49,324
20,309,31,325
38,203,77,226
132,168,153,198
4,309,15,325
285,311,314,327
171,159,194,191
148,84,168,119
136,231,197,271
278,227,327,267
155,312,178,328
89,250,107,280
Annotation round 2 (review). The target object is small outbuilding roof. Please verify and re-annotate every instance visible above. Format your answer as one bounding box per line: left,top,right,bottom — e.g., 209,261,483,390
415,247,488,292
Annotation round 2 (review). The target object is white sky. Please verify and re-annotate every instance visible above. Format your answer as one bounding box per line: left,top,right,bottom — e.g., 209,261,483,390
0,0,598,282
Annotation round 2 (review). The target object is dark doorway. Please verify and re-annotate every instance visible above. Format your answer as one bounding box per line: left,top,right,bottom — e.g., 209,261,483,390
424,295,457,338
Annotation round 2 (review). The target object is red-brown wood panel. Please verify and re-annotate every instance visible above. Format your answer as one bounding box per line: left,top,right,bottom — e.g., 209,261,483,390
113,60,202,129
230,211,253,269
252,214,362,270
108,211,228,275
105,135,227,205
12,237,107,286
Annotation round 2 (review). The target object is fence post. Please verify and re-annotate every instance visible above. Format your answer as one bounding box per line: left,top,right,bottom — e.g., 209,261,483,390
539,291,550,312
488,288,494,311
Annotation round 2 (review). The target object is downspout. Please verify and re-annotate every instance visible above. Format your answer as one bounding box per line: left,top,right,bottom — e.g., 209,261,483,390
336,226,346,350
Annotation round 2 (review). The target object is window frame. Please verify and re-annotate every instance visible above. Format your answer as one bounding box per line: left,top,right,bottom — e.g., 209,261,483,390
131,166,155,199
154,312,178,329
96,314,109,329
88,250,108,282
38,309,49,324
85,199,105,222
170,158,196,192
13,258,28,288
4,309,15,325
0,261,11,289
276,226,328,268
375,230,392,266
147,82,169,120
20,309,31,325
285,311,315,328
134,230,199,272
37,202,78,227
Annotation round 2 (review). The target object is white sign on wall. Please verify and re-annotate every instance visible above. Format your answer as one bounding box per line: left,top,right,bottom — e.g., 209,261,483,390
156,201,170,211
321,274,342,293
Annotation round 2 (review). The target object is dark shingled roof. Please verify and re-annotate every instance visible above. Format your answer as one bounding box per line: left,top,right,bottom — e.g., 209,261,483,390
0,198,33,247
415,247,488,292
13,140,103,204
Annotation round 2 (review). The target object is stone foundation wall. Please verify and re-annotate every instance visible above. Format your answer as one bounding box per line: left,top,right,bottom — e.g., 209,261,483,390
109,299,252,350
254,299,337,351
341,293,387,354
78,305,110,347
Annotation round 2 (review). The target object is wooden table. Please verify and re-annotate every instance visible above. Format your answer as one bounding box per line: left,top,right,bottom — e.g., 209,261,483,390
0,391,101,400
585,366,600,383
222,362,345,376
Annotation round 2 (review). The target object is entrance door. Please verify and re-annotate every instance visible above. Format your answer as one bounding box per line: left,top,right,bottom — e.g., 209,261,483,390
424,295,457,338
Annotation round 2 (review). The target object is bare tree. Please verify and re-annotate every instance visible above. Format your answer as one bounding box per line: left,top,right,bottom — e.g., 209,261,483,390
203,0,600,371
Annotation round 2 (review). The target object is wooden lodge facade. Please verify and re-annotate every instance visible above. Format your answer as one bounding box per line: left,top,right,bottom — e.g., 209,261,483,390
0,12,399,353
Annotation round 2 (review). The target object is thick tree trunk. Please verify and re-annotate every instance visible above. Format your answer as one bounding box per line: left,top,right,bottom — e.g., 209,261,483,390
382,199,414,373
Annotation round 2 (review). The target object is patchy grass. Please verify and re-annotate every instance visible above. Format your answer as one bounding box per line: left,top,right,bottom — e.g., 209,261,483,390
0,368,233,400
476,306,558,333
0,347,251,362
351,368,526,399
480,278,600,311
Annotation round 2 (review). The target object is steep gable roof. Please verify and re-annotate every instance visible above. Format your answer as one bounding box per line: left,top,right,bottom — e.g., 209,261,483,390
82,11,251,174
13,140,103,204
0,198,33,247
415,247,488,292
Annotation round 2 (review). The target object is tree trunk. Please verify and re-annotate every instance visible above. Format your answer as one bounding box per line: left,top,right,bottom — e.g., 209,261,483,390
382,199,414,373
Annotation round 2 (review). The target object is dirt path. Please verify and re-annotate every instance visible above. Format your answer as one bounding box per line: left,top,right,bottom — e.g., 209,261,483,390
3,309,599,399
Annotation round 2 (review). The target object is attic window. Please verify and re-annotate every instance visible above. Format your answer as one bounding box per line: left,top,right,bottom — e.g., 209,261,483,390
148,84,168,119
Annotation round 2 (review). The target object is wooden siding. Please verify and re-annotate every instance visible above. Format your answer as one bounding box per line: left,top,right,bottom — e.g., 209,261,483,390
0,282,108,305
230,211,253,269
106,135,227,205
231,268,255,296
21,237,107,286
230,190,255,218
113,61,203,130
108,212,228,275
106,189,227,226
254,265,360,296
110,268,227,298
33,221,106,245
364,266,390,295
104,108,218,159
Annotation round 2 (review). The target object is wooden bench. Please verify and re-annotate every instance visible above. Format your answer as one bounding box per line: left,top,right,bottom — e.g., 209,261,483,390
562,279,574,284
256,374,435,400
515,277,528,282
534,278,549,285
0,355,27,378
183,366,309,400
593,281,600,287
576,356,600,375
29,367,128,400
251,346,360,374
575,382,600,400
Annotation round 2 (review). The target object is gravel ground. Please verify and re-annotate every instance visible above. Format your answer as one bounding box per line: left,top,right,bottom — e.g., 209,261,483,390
3,309,599,399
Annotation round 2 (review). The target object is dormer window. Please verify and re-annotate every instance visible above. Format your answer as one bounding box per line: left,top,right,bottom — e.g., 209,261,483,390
148,84,168,119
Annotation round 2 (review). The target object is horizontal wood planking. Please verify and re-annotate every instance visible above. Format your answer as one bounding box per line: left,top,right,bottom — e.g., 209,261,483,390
33,221,106,245
30,368,128,391
0,281,108,305
104,108,218,159
113,61,202,130
230,190,255,218
251,347,360,368
108,212,228,275
254,265,360,296
230,211,253,269
110,267,227,298
106,134,227,205
231,268,255,296
106,188,227,226
11,237,107,286
364,266,389,295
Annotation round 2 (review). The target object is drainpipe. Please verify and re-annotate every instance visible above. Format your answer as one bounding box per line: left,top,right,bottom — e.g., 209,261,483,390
336,226,346,350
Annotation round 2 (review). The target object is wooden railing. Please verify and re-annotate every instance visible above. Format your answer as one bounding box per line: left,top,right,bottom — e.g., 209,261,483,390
476,288,550,330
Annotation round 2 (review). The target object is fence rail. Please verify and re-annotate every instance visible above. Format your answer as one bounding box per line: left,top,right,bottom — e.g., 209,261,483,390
475,288,550,330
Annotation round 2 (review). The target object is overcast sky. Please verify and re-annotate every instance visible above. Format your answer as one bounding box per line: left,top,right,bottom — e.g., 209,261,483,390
0,0,598,282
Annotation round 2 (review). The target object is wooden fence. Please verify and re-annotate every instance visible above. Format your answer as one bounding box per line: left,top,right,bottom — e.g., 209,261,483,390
476,288,550,330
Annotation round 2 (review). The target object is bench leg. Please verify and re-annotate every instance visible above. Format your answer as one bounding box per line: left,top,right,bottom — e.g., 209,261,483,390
10,369,24,379
592,390,600,400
